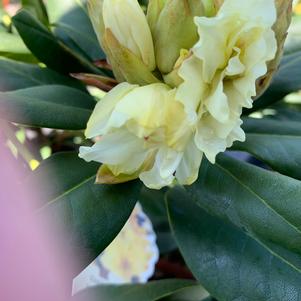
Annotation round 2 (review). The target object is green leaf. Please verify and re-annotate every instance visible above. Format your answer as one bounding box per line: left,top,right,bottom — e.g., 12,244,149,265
0,31,37,63
242,117,301,135
0,85,95,129
140,187,177,254
234,118,301,180
184,154,301,271
31,152,140,274
21,0,49,26
46,0,105,61
167,188,301,301
52,4,105,61
12,10,102,74
0,58,86,91
46,0,79,23
246,50,301,113
73,279,199,301
162,285,209,301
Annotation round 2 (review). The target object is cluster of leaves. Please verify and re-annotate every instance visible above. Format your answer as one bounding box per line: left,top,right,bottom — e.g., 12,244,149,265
1,0,301,300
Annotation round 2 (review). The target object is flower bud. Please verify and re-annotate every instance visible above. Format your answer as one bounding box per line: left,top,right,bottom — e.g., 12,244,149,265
87,0,105,45
150,0,205,74
147,0,166,34
88,0,158,85
212,0,224,11
102,29,160,85
256,0,293,97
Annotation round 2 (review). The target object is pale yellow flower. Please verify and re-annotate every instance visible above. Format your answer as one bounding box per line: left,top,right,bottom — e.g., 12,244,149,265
176,0,278,163
81,0,282,189
79,83,203,189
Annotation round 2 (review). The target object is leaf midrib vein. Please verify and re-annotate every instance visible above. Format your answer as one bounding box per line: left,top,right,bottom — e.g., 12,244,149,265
39,174,96,210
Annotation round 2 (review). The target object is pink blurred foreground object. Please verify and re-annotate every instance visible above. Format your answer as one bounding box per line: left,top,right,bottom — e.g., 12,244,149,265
0,133,75,301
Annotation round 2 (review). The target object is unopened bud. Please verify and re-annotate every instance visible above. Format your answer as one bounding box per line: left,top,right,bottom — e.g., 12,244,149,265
147,0,166,34
88,0,158,85
102,29,160,85
151,0,205,74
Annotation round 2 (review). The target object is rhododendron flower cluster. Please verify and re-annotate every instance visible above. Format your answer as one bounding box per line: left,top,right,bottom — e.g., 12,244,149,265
79,0,289,189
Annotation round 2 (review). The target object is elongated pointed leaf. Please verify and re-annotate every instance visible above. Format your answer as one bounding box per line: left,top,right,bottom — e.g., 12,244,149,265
73,279,199,301
0,58,86,91
47,0,105,61
185,154,301,271
242,117,301,135
12,10,101,74
30,152,140,274
235,118,301,180
22,0,49,26
167,189,301,301
0,85,94,129
0,31,37,63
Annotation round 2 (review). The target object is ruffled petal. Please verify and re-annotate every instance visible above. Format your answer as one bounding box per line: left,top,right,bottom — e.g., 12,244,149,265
139,147,182,189
176,139,203,185
79,130,148,174
85,82,137,138
105,83,171,137
205,73,229,123
219,0,277,27
176,55,206,122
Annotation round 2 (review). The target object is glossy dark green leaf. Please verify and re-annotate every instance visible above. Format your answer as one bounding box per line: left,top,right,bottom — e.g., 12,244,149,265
167,189,301,301
73,279,199,301
0,31,37,63
242,117,301,135
21,0,49,26
234,118,301,180
52,4,105,61
246,50,301,113
0,58,86,91
0,85,94,129
161,285,209,301
185,154,301,271
12,10,101,74
31,152,140,274
140,187,177,254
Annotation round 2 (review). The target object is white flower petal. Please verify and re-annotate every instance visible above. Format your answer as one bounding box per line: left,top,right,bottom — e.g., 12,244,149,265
139,148,182,189
106,83,171,136
226,50,245,76
193,15,232,82
206,73,229,123
85,83,137,138
79,130,148,174
220,0,277,27
176,0,278,163
176,55,206,122
176,139,203,185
